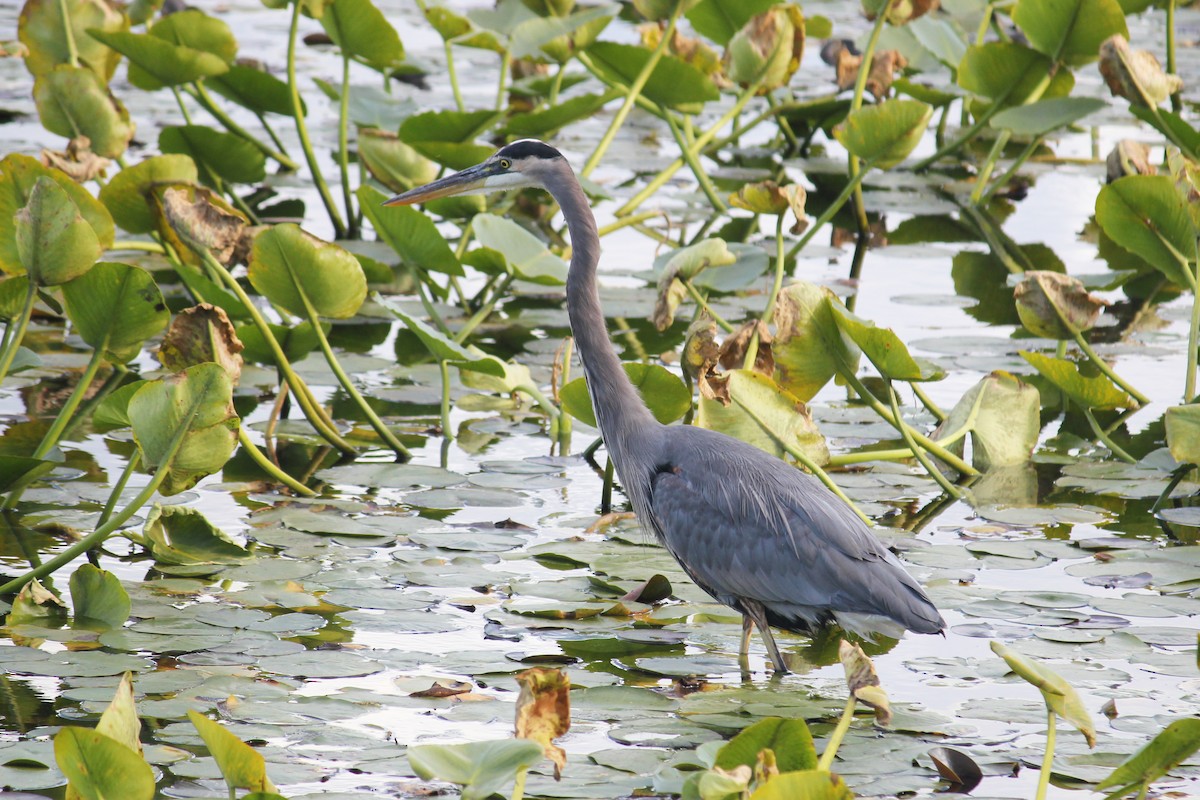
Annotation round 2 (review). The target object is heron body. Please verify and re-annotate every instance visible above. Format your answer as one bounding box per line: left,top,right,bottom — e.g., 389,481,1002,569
386,139,945,673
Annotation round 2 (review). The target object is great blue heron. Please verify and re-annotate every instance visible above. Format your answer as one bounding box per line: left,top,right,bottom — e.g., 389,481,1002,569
385,139,945,673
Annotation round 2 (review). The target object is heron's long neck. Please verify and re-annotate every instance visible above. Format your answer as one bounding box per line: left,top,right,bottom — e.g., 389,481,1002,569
547,168,658,468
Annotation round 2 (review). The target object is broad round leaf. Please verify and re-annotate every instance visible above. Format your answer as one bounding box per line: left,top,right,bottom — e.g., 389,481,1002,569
958,43,1075,110
991,96,1107,136
398,109,500,170
94,672,141,755
472,213,567,285
587,42,719,113
1014,271,1106,339
989,641,1095,746
144,8,237,63
158,303,244,383
714,718,817,774
357,129,437,194
69,564,130,628
98,154,198,234
772,282,860,401
0,153,114,275
61,262,169,363
187,710,278,794
54,727,154,800
33,64,134,158
561,363,692,426
831,304,942,381
377,296,506,377
1020,351,1133,410
696,369,830,465
18,0,127,82
207,64,297,117
936,372,1041,470
128,363,239,495
1096,175,1197,291
144,504,250,565
409,739,545,800
88,28,229,90
1011,0,1128,67
748,770,854,800
833,99,932,169
358,184,463,277
686,0,776,46
1165,404,1200,465
723,5,805,92
320,0,405,71
247,224,367,319
159,125,266,185
14,177,101,286
1095,718,1200,793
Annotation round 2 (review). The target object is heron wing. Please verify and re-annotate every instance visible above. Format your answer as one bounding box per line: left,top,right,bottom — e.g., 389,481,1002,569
646,426,943,634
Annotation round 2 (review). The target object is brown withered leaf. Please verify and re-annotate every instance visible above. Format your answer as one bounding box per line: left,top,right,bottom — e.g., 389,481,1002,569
410,679,474,698
1099,35,1183,108
835,48,908,101
653,276,689,332
157,185,249,266
1167,149,1200,230
514,667,570,780
640,23,728,86
1106,140,1154,182
681,316,720,383
839,639,891,726
718,320,774,376
1013,271,1107,340
865,0,939,25
620,573,672,604
158,303,245,384
40,137,110,183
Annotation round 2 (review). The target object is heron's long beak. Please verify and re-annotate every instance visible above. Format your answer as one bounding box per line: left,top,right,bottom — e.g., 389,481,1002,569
383,162,493,206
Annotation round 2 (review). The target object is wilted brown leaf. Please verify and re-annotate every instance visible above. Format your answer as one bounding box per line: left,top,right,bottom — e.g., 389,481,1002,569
1106,140,1154,182
157,186,250,266
728,180,809,234
1167,149,1200,230
641,22,726,85
864,0,938,25
723,5,805,93
1013,271,1107,340
410,679,475,698
681,316,720,384
157,303,244,384
515,667,570,780
718,320,774,376
653,276,689,332
835,47,907,100
839,639,891,726
1099,35,1183,108
39,137,109,183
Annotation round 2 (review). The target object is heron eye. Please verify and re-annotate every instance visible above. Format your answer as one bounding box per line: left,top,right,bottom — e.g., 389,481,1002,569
499,159,512,169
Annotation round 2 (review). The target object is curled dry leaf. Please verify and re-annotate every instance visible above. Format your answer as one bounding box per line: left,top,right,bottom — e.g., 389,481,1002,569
1167,149,1200,230
158,185,250,265
681,316,719,384
1013,271,1107,340
835,47,908,101
640,22,726,86
1106,139,1154,183
1101,698,1118,719
728,180,808,234
514,667,570,780
619,573,672,603
723,5,805,93
39,137,110,183
653,239,736,331
838,639,891,726
928,746,983,792
1099,35,1183,108
718,319,774,377
653,277,688,332
410,679,475,699
157,303,244,385
990,641,1096,748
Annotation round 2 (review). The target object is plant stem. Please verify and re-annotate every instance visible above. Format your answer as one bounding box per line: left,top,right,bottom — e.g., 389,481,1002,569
548,61,567,105
286,1,346,237
785,165,873,260
0,280,38,384
597,211,659,238
911,382,946,422
581,3,682,178
32,348,105,461
337,53,358,239
205,252,357,454
1083,407,1136,463
58,0,79,66
444,41,466,112
0,427,183,595
172,87,193,124
1187,242,1200,401
664,112,725,212
981,137,1040,203
1035,711,1056,800
847,3,892,232
97,453,138,528
495,49,512,112
439,360,453,441
1167,0,1179,113
889,384,966,499
970,132,1010,205
110,240,166,253
840,370,978,475
1071,329,1149,406
600,455,614,514
614,75,767,216
188,83,298,170
300,295,410,458
511,766,527,800
237,428,315,495
682,281,733,332
455,275,514,344
829,447,914,466
817,694,858,771
745,216,788,370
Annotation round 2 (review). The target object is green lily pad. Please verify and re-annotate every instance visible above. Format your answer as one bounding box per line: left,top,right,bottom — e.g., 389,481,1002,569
61,262,169,364
833,99,933,170
248,224,367,319
358,184,464,277
32,64,133,158
1019,351,1133,409
560,363,690,427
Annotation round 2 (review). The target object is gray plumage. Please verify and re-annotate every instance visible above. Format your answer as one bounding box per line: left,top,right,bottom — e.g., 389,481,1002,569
386,139,946,673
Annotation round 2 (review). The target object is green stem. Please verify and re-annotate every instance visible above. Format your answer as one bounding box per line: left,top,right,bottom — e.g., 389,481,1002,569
511,766,527,800
0,427,183,595
455,274,514,344
1071,329,1149,406
98,453,138,528
1187,243,1200,401
495,49,512,112
109,240,166,253
785,165,873,260
548,61,567,105
1035,712,1056,800
205,251,357,454
188,83,298,171
981,137,1040,203
58,0,79,66
237,428,315,495
172,86,193,124
1083,407,1136,463
664,112,725,211
581,3,682,178
614,75,767,216
31,348,105,461
817,694,858,771
257,112,290,160
600,456,614,514
682,281,734,332
829,447,914,466
0,280,38,384
597,211,659,238
911,382,946,422
286,1,346,237
841,370,978,476
445,41,466,112
889,384,966,499
301,298,410,458
337,54,358,239
847,3,892,232
439,360,453,441
763,215,787,320
1167,0,1179,113
970,132,1010,205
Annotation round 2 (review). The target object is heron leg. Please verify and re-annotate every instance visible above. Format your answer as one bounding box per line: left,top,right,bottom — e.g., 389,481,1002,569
742,599,790,675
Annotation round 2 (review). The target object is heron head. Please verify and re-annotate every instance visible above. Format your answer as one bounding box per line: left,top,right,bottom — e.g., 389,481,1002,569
383,139,565,206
